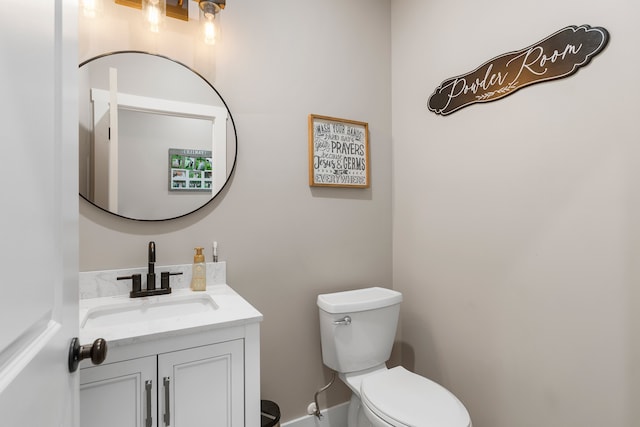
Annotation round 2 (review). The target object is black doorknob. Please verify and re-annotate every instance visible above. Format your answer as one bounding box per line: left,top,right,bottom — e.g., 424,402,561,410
68,337,108,373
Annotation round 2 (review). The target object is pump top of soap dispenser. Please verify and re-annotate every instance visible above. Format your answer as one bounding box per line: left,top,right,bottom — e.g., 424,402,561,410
194,247,205,263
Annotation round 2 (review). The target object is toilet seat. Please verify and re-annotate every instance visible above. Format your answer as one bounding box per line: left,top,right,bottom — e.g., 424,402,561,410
360,367,471,427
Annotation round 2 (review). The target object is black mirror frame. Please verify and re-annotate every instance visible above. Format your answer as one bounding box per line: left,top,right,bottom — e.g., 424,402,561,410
79,51,237,221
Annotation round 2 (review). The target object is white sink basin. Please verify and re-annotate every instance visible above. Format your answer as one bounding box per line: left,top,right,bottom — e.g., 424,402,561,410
79,285,263,345
81,293,219,329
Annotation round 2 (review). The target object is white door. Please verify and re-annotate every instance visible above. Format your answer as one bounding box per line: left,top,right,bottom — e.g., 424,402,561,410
0,1,79,426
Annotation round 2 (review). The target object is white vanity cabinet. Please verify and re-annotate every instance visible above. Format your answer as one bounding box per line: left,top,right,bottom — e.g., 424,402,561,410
80,339,245,427
78,285,263,427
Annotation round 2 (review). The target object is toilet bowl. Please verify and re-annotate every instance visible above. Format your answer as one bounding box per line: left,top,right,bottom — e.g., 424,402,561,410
317,287,471,427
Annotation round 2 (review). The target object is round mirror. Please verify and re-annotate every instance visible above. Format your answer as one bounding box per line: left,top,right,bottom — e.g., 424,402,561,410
79,51,237,221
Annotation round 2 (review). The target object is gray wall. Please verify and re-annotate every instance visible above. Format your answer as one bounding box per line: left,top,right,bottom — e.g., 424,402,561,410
80,1,639,426
79,0,392,422
392,1,639,426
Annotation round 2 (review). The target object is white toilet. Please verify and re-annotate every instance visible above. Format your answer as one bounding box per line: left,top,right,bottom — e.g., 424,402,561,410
317,287,472,427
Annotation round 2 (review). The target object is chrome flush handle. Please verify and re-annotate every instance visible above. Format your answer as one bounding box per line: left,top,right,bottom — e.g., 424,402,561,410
333,316,351,326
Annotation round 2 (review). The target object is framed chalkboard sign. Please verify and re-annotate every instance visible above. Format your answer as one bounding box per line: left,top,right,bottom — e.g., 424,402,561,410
308,114,370,188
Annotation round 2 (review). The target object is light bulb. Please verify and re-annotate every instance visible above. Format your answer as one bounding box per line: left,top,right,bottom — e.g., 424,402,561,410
200,1,221,46
147,7,161,32
204,15,216,45
142,0,165,33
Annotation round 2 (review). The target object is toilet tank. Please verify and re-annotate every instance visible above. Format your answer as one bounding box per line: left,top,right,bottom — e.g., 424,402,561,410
317,287,402,373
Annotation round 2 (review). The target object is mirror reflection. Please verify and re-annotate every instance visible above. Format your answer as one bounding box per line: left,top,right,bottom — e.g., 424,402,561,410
79,51,236,221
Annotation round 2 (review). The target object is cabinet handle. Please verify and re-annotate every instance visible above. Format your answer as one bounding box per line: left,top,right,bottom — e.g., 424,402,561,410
163,376,171,426
145,380,152,427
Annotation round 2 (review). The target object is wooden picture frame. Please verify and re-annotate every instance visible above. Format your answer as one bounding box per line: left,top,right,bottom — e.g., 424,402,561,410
308,114,370,188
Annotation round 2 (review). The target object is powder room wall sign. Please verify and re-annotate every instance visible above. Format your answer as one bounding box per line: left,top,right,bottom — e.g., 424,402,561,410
308,114,370,188
428,25,609,116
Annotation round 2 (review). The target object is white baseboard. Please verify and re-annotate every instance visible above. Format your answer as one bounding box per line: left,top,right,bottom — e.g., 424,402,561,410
281,402,349,427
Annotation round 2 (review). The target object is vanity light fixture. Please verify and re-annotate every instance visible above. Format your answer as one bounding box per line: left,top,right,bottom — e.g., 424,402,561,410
114,0,189,28
198,0,225,45
112,0,223,44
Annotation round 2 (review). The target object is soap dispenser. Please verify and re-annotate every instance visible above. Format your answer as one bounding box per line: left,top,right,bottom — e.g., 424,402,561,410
190,247,207,291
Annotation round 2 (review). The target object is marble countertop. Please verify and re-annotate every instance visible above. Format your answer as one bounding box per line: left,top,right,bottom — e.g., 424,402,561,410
79,284,263,346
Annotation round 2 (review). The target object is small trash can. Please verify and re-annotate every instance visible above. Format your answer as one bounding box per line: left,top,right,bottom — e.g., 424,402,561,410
261,400,281,427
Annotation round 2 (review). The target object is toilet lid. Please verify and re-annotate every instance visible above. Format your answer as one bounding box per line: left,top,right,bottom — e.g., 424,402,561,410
360,367,471,427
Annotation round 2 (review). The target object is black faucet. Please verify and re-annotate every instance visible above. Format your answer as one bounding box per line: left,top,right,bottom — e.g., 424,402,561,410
147,241,156,290
117,241,182,298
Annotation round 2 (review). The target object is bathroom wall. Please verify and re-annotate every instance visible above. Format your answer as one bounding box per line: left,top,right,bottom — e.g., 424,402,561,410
392,1,640,427
79,0,391,422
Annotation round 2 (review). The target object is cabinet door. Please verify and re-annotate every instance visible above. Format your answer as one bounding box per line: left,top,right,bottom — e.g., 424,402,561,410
158,340,244,427
80,356,157,427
